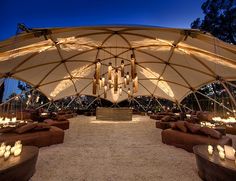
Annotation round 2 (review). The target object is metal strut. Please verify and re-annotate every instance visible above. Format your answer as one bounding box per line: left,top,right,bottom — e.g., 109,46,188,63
192,91,202,111
196,90,233,112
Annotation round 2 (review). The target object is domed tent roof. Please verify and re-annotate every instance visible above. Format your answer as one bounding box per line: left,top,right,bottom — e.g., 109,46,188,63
0,25,235,103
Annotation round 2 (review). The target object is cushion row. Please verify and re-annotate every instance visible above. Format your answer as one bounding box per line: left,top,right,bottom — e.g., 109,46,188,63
172,121,222,139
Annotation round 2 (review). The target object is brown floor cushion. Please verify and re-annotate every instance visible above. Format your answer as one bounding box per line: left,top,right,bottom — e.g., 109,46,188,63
44,119,69,130
161,129,232,152
15,123,37,134
0,126,64,147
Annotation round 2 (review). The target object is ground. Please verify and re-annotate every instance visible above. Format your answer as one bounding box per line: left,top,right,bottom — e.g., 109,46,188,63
32,115,202,181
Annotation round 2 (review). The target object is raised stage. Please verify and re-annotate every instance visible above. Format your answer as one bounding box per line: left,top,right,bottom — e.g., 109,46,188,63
96,107,132,121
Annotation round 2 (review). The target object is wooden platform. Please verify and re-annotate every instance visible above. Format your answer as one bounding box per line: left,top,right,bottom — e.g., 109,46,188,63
96,107,132,121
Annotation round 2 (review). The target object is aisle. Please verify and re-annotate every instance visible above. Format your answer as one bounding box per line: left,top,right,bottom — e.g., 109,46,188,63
32,115,200,181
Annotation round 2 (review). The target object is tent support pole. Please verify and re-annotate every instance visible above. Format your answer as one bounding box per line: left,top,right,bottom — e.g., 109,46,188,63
220,81,236,108
0,89,32,107
146,97,153,111
53,102,59,110
225,81,236,89
66,97,76,108
176,101,183,112
154,97,164,111
133,98,146,112
196,90,233,112
36,102,50,110
86,97,98,110
180,103,193,112
193,91,202,111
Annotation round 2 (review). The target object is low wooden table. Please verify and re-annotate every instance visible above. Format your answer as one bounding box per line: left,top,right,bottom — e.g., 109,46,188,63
0,146,39,181
96,107,132,121
193,145,236,181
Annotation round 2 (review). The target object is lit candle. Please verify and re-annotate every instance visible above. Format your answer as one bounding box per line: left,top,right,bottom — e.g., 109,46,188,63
14,147,22,157
217,145,224,152
186,114,191,118
36,95,40,103
15,140,21,145
5,145,11,151
10,146,15,154
13,140,22,157
4,151,10,160
12,117,17,122
4,118,10,122
0,149,5,157
126,72,130,85
0,142,6,150
208,145,213,155
124,77,127,88
119,87,122,95
104,85,107,92
101,77,105,87
219,151,225,160
208,148,213,155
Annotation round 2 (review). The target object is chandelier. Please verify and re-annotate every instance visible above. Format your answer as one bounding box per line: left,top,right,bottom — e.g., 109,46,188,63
92,54,138,100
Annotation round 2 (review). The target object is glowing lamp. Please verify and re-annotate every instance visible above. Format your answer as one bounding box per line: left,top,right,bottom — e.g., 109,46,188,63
104,85,108,92
10,146,15,154
0,149,5,157
121,60,125,77
104,85,107,99
101,77,105,87
217,145,224,152
126,72,130,85
108,62,112,80
119,87,122,95
124,77,127,88
36,95,40,103
133,73,138,93
208,145,213,155
14,147,22,157
128,88,131,98
1,142,6,149
12,117,17,123
5,145,11,151
130,54,136,78
4,118,10,122
219,151,225,160
4,151,10,160
95,60,101,83
114,69,118,92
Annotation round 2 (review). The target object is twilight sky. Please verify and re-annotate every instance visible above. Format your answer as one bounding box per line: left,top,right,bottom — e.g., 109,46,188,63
0,0,205,40
0,0,205,99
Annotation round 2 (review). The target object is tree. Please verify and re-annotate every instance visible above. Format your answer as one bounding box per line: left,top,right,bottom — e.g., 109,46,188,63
191,0,236,44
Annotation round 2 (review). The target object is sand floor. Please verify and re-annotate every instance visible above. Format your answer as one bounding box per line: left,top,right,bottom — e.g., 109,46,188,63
31,115,205,181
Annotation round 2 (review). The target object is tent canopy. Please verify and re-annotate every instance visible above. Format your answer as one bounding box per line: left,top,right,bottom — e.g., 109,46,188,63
0,25,236,103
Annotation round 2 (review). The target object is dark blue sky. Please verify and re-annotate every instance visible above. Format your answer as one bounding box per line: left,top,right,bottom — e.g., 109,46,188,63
1,0,205,100
1,0,205,41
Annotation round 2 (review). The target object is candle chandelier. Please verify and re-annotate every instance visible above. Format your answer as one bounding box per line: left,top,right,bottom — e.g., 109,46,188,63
92,54,139,100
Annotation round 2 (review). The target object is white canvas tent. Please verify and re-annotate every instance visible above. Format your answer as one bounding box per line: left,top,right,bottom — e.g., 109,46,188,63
0,25,235,105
